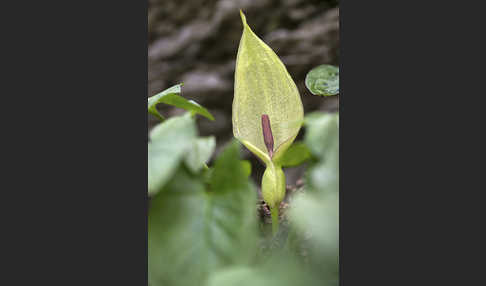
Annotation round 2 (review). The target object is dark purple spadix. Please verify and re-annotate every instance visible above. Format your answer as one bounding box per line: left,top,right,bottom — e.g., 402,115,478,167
261,114,274,158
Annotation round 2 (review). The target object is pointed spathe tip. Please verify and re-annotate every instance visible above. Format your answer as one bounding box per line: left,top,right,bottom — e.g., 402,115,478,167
239,9,247,26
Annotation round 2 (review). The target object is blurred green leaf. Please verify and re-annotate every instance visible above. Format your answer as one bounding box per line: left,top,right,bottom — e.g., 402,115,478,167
207,266,257,286
207,252,322,286
209,141,251,193
240,160,252,178
290,192,338,267
274,141,312,167
304,112,339,160
305,65,339,96
289,112,339,280
148,140,258,286
148,113,197,195
148,83,215,121
185,136,216,173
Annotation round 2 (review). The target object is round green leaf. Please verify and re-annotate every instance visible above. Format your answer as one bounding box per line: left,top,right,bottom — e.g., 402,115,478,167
305,65,339,96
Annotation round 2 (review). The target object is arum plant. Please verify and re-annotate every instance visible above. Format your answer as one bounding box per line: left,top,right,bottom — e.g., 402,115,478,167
232,11,304,235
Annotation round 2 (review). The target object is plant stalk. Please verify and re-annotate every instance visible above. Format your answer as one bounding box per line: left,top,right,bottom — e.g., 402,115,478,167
271,206,279,236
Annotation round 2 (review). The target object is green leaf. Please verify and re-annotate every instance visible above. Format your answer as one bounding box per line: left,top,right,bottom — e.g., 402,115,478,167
290,191,338,266
289,112,339,278
207,253,322,286
207,266,256,286
148,140,257,286
148,113,197,195
233,11,304,164
304,112,339,160
274,141,312,167
305,65,339,96
184,136,216,173
210,140,249,193
240,160,252,178
148,83,215,121
302,112,339,194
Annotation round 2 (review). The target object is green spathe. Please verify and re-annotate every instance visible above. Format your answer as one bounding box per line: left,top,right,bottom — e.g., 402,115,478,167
233,11,303,163
262,165,285,209
232,11,304,231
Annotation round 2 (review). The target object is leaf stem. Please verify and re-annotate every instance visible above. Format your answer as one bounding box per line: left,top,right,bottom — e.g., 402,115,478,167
271,206,279,236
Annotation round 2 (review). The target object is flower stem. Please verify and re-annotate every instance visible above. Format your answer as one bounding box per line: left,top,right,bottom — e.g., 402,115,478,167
271,206,279,236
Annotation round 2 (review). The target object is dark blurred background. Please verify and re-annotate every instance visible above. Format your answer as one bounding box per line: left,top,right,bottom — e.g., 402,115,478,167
148,0,339,185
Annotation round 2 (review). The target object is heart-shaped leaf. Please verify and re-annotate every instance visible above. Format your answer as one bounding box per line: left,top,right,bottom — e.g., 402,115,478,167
148,140,257,286
148,113,197,195
184,136,216,173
